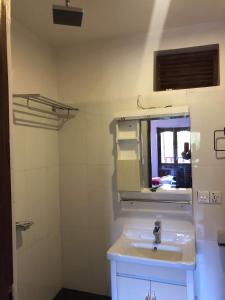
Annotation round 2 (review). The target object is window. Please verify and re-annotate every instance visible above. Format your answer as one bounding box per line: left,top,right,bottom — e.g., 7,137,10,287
154,44,219,91
159,128,191,165
160,131,174,164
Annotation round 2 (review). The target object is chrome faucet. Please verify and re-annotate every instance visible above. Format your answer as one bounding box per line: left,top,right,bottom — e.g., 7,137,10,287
153,220,161,244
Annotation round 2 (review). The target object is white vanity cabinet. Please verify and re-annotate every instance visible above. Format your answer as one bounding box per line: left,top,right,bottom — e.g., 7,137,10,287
117,276,187,300
107,230,195,300
110,261,194,300
117,277,150,300
150,281,187,300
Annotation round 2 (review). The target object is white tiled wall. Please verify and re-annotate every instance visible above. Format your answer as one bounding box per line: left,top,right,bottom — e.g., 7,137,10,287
11,14,225,300
56,23,225,299
11,20,62,300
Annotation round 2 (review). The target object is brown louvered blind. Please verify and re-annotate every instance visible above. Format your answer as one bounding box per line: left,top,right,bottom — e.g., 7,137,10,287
154,44,219,91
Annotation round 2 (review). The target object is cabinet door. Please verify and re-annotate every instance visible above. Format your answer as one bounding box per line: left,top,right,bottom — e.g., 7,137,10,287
117,276,150,300
150,281,187,300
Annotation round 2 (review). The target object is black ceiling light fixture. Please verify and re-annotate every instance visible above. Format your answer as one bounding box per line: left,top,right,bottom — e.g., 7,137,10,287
53,0,83,27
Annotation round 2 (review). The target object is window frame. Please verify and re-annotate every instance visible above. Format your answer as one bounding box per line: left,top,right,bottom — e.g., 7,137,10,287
154,44,219,91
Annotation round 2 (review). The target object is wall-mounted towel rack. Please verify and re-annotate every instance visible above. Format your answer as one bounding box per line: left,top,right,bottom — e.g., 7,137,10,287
13,94,79,130
214,128,225,151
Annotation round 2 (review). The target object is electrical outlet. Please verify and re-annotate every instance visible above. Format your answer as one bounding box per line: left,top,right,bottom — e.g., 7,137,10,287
210,191,222,204
198,191,210,204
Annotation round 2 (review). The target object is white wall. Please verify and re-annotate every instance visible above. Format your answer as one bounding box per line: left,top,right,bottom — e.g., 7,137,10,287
56,23,225,299
11,20,62,300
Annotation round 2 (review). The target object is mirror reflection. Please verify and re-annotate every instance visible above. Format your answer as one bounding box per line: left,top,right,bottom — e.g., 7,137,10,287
141,116,192,190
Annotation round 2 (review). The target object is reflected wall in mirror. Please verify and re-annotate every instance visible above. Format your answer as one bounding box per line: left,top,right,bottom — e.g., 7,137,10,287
141,116,192,190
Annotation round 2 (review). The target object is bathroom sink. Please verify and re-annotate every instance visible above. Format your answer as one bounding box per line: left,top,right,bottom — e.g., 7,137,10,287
127,241,182,262
107,229,195,270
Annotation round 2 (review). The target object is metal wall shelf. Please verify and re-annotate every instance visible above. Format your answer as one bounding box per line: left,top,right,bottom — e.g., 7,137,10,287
119,188,192,204
16,221,34,231
13,94,79,131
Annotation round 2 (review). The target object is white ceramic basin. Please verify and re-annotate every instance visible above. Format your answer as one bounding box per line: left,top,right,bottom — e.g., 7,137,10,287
128,241,182,261
107,229,195,270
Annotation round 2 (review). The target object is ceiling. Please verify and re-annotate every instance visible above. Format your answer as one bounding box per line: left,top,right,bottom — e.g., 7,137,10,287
12,0,225,47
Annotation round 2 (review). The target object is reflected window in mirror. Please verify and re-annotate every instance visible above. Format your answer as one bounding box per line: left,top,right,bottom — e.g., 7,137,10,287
141,116,192,190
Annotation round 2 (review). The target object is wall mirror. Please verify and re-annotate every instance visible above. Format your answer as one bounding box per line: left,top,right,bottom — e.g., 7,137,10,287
141,116,191,190
115,106,192,202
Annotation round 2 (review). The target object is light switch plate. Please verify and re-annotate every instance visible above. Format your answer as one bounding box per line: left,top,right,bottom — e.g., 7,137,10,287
198,191,210,204
210,191,222,204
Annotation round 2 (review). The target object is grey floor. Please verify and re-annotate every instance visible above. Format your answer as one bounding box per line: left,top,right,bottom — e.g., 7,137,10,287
54,289,111,300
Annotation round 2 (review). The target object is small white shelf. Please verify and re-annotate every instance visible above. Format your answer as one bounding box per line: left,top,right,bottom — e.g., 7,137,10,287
117,137,139,142
117,140,140,160
116,119,141,191
116,120,140,161
119,188,192,203
116,120,139,140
